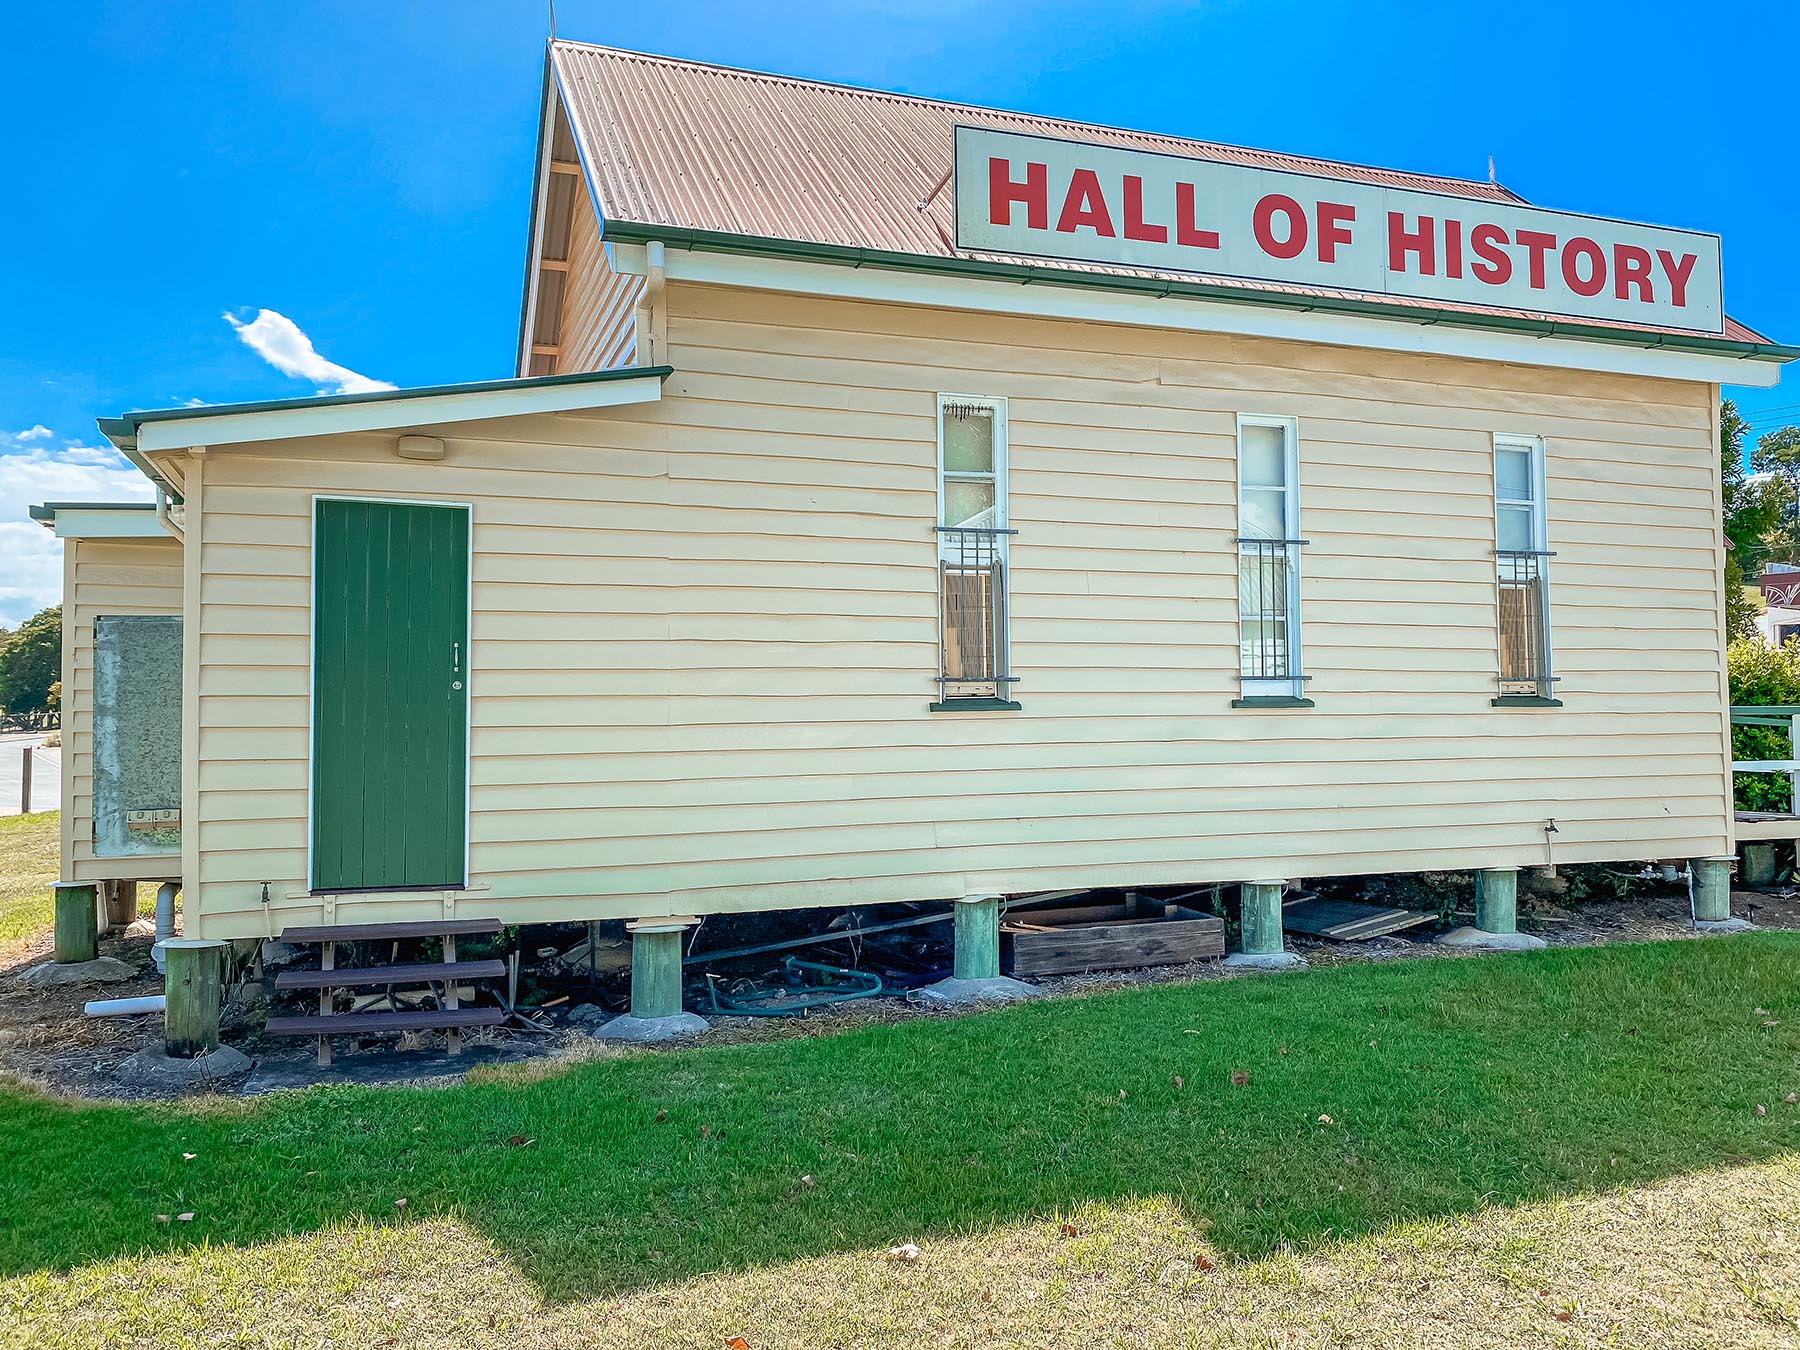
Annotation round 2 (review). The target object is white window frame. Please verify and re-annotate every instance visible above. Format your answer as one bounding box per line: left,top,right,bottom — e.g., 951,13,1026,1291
1235,413,1306,702
1493,432,1556,700
935,393,1013,705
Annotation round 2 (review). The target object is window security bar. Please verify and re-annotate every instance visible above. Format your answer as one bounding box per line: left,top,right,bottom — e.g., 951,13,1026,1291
937,525,1017,693
1496,548,1556,693
1237,536,1307,684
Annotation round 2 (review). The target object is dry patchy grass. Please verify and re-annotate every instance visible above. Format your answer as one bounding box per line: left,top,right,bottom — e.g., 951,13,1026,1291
0,812,58,954
3,1158,1795,1348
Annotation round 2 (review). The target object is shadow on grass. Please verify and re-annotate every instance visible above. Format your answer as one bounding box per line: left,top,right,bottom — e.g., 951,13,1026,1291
3,934,1799,1303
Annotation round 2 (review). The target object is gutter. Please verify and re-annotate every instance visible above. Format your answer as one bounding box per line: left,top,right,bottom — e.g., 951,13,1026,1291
603,220,1800,365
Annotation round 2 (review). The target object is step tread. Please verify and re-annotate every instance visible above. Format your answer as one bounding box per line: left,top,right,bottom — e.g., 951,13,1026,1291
264,1007,505,1036
274,959,506,991
279,918,504,944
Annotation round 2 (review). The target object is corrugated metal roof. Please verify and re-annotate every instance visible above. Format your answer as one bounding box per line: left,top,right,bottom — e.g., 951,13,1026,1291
551,42,1770,346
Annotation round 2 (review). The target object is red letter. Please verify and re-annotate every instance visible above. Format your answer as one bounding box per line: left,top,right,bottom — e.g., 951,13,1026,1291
1443,218,1464,279
1561,237,1606,297
1316,201,1355,263
1657,249,1698,308
1056,168,1115,236
1613,244,1653,301
1387,212,1435,275
1174,182,1220,249
1121,175,1167,243
989,158,1047,229
1514,229,1557,289
1470,224,1511,283
1255,194,1308,260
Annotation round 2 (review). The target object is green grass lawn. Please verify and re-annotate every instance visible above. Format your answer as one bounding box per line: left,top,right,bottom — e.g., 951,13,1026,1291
2,934,1799,1346
0,811,59,948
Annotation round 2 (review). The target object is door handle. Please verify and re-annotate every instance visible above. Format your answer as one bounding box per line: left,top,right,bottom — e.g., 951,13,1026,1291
453,641,461,673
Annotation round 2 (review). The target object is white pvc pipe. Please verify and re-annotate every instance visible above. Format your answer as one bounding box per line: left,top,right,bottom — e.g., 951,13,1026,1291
85,995,165,1018
152,882,178,973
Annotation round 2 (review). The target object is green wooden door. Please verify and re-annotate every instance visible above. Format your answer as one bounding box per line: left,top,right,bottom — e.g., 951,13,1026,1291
312,499,469,891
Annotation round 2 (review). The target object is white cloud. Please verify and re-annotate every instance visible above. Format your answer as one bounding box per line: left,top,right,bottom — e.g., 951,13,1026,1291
0,428,154,629
223,308,395,396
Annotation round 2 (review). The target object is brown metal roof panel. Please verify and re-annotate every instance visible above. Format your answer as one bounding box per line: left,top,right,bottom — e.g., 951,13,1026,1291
551,42,1775,351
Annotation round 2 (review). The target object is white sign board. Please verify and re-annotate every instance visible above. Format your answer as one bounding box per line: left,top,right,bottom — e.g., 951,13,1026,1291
953,126,1723,334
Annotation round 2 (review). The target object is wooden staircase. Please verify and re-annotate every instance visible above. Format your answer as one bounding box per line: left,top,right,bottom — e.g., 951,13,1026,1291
267,918,507,1064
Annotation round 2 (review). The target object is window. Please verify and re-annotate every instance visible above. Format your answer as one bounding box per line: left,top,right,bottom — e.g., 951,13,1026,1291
1235,415,1308,705
1493,434,1557,703
935,395,1016,708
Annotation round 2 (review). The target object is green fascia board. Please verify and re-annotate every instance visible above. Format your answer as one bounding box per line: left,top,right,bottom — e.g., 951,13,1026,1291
116,364,675,432
603,220,1798,364
30,501,159,522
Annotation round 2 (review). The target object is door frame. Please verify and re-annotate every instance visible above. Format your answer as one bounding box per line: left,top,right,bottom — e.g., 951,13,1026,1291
306,494,475,893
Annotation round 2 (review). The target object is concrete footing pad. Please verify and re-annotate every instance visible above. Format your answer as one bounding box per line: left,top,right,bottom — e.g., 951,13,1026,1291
1223,951,1308,972
14,956,139,988
117,1044,252,1086
911,975,1042,1007
1438,927,1547,951
1693,917,1756,934
592,1011,710,1043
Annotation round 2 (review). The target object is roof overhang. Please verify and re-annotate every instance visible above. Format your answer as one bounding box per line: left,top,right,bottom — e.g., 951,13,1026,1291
29,502,164,539
606,222,1794,387
101,366,672,459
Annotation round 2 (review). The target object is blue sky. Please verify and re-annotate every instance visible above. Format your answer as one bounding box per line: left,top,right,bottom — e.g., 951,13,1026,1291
3,0,1796,624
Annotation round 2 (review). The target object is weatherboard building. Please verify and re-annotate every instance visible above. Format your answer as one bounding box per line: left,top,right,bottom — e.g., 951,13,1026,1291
36,43,1796,1035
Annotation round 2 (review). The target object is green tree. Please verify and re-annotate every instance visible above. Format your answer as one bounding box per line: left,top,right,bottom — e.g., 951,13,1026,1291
1729,638,1800,810
1751,423,1800,565
0,606,61,717
1722,401,1785,638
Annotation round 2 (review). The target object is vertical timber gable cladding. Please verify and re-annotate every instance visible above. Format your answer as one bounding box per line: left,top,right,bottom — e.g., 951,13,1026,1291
183,281,1726,938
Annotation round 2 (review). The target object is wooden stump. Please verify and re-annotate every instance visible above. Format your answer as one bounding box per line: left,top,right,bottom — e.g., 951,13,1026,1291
1239,881,1287,956
102,880,138,933
164,939,225,1058
952,894,1002,981
53,882,100,964
1474,868,1520,935
630,928,685,1021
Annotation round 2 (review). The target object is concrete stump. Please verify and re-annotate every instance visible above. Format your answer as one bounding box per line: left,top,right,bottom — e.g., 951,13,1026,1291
1441,868,1546,951
1225,880,1305,971
918,894,1039,1005
1692,856,1753,932
53,882,99,964
596,920,709,1042
163,938,225,1058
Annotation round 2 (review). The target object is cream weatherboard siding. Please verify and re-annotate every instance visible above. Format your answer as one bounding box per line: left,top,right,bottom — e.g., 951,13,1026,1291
177,281,1727,939
59,534,185,885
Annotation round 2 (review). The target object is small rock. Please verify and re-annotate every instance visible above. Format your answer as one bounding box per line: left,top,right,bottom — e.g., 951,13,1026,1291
567,1003,606,1025
15,956,138,988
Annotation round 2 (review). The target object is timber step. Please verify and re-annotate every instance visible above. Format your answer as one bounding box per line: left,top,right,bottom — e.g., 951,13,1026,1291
274,959,506,991
266,1008,505,1037
280,918,503,944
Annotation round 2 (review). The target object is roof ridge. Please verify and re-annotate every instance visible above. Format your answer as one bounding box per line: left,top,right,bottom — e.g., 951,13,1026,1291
547,39,1510,199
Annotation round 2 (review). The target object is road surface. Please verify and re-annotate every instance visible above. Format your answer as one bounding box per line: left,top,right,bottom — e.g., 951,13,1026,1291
0,732,60,816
